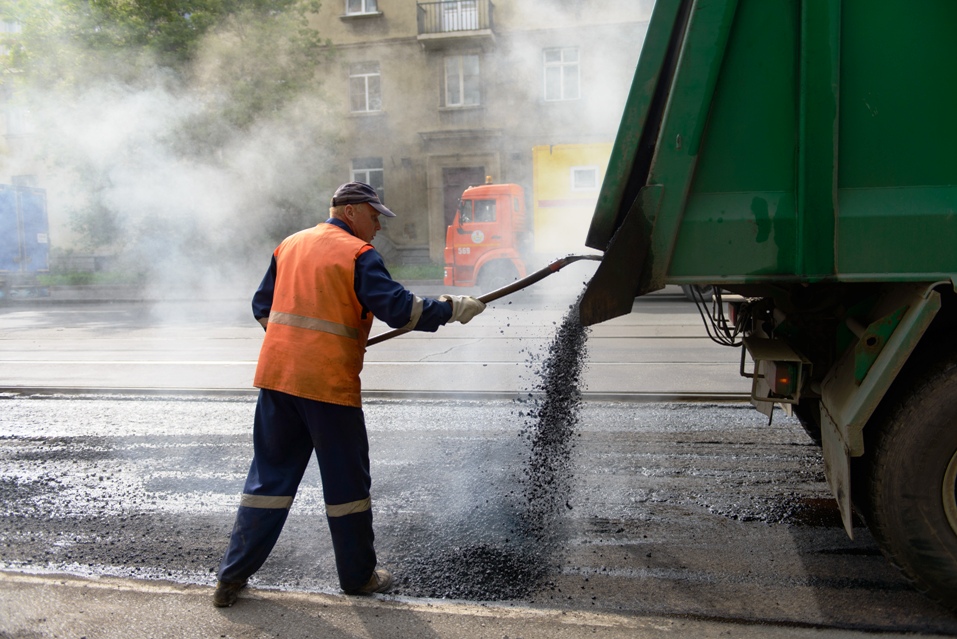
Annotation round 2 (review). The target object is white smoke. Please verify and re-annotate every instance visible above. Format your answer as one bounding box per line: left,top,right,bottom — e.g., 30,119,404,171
3,0,652,300
4,11,341,300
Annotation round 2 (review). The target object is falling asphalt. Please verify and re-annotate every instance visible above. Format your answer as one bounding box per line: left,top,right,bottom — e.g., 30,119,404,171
400,301,589,601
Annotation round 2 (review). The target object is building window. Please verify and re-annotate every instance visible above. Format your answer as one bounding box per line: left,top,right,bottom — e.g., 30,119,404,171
444,54,480,107
441,0,478,31
350,62,381,113
544,47,580,101
352,158,384,201
571,166,600,191
345,0,377,15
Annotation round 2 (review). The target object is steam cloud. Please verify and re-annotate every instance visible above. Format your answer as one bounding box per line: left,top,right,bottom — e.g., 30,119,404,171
3,11,341,300
2,0,652,299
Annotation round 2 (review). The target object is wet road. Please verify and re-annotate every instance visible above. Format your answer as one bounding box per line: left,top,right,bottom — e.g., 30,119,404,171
1,288,955,634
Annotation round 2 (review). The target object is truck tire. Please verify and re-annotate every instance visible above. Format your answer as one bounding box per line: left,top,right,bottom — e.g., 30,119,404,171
858,352,957,612
477,261,517,295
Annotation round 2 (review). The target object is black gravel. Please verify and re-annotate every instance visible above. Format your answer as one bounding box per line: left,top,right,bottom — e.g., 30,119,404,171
519,302,589,541
6,395,957,630
399,541,546,601
396,302,590,601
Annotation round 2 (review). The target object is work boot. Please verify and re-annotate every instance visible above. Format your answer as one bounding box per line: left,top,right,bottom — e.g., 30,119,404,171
212,580,248,607
349,568,394,595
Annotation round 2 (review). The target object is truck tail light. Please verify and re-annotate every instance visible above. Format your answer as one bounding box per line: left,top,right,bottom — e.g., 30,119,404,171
771,361,799,397
740,337,810,408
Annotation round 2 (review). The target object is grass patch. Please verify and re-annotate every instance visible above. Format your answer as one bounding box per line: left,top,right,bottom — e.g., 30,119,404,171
37,265,443,286
37,271,144,286
387,263,444,280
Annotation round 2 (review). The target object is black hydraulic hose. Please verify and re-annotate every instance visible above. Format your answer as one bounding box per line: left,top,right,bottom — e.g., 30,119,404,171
367,254,602,346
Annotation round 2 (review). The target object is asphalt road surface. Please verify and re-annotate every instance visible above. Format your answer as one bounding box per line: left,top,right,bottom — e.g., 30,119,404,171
0,282,750,398
1,287,956,635
1,393,955,634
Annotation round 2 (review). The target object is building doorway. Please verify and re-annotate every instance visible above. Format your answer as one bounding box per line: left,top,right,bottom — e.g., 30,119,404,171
442,166,486,228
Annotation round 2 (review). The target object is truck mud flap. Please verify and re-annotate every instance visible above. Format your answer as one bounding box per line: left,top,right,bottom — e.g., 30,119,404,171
820,283,943,537
579,185,662,327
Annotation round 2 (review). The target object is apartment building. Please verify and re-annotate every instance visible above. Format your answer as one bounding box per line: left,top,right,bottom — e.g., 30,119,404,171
0,3,650,267
315,0,650,263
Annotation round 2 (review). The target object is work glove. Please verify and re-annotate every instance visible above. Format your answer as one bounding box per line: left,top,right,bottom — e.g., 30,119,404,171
439,294,486,325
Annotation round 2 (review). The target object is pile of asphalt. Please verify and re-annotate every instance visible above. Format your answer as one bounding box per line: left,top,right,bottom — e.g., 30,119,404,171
397,302,589,601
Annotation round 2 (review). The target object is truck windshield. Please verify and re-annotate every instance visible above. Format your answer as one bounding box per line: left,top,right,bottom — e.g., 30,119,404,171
459,200,472,223
473,199,496,222
459,199,496,223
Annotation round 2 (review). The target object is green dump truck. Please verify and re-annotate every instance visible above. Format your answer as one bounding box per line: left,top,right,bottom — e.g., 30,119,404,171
579,0,957,611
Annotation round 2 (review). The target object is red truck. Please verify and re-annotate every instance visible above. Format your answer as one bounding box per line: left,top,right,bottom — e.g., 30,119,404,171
443,180,531,293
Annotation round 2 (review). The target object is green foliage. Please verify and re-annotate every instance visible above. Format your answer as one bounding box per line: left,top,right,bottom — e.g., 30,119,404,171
0,0,333,131
70,201,125,252
388,263,445,281
1,0,327,89
0,0,338,257
175,0,332,142
37,270,143,286
37,271,94,285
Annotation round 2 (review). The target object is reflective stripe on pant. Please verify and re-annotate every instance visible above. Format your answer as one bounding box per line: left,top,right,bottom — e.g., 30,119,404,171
217,389,376,592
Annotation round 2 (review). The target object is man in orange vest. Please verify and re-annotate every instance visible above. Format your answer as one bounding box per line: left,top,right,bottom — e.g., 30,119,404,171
214,182,485,607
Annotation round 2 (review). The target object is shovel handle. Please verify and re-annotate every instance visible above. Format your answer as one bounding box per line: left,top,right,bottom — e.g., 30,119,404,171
367,254,601,346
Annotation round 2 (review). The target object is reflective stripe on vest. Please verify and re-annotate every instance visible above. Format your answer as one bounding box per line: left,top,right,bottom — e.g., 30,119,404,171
400,295,424,331
253,223,374,407
269,311,359,340
325,496,372,517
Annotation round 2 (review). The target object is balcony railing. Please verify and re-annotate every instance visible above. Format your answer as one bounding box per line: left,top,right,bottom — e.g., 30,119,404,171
417,0,494,36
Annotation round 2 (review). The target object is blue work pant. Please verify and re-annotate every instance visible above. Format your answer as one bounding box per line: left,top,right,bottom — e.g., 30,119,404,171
217,389,377,592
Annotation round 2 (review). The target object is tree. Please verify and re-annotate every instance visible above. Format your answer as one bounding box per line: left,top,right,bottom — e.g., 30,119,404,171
0,0,341,284
1,0,328,123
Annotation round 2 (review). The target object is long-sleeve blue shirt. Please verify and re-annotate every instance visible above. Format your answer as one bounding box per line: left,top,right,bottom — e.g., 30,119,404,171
252,218,452,331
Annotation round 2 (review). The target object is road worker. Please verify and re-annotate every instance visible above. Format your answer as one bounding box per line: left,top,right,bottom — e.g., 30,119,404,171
213,182,485,607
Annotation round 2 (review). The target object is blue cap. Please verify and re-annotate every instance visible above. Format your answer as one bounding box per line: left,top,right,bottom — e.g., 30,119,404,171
331,182,396,217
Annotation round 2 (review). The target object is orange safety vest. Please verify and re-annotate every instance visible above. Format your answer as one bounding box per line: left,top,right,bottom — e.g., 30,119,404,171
254,222,374,407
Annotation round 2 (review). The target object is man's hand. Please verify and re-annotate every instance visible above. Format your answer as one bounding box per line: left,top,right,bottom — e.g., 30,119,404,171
439,295,486,324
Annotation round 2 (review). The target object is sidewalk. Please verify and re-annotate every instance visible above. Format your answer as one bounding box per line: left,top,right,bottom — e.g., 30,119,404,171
0,571,929,639
1,282,689,304
0,281,449,304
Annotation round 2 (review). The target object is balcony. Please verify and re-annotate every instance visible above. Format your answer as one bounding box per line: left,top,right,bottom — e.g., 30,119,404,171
417,0,495,50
